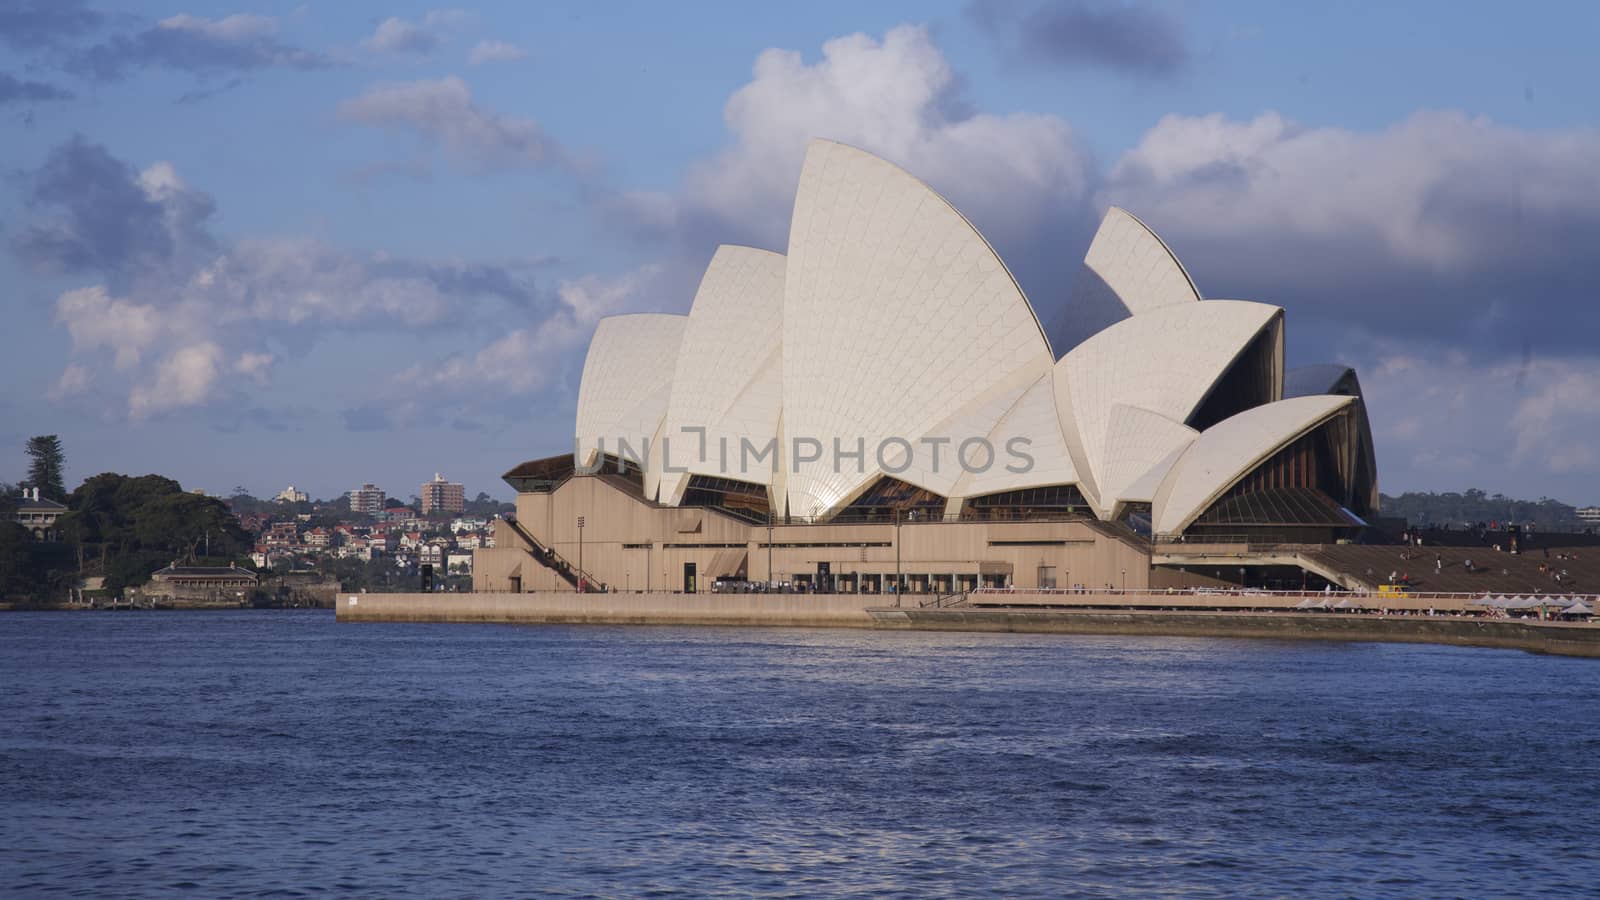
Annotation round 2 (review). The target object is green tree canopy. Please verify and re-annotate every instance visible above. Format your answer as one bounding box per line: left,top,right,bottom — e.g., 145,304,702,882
25,435,66,501
56,473,252,595
1381,490,1584,532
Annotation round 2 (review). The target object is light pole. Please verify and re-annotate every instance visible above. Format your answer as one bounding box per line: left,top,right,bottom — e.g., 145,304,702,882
1121,568,1126,591
577,515,585,593
767,511,775,590
894,508,903,606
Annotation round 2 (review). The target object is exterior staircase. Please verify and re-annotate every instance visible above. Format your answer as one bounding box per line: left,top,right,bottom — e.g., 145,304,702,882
501,515,602,592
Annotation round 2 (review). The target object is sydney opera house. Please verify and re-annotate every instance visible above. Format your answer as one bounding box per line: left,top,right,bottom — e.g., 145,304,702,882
474,140,1378,595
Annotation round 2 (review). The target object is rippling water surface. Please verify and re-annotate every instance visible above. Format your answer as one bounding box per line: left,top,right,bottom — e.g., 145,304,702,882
3,611,1599,897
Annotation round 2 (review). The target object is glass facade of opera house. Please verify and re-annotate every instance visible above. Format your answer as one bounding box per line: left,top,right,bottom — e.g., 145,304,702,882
473,140,1377,595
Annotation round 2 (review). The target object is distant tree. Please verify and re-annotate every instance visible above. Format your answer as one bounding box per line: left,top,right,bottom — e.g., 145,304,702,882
54,471,253,596
25,435,66,501
0,521,45,600
464,491,513,517
0,481,16,519
1381,489,1583,532
383,497,410,509
0,521,76,604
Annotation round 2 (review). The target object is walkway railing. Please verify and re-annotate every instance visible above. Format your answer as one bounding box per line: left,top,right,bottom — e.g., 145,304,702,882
1153,539,1334,555
501,516,604,593
970,586,1600,605
920,591,971,609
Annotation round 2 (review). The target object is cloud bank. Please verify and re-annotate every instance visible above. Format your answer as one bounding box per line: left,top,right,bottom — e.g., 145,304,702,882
967,0,1189,77
71,13,332,81
338,76,561,171
15,138,549,421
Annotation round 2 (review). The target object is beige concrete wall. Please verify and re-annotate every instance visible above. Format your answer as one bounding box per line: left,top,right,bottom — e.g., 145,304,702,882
337,591,875,627
481,473,1154,595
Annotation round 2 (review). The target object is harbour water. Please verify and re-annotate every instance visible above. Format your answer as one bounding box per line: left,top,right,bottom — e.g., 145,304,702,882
3,610,1598,896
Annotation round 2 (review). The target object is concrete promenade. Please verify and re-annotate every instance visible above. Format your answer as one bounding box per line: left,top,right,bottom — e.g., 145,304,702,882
336,591,876,627
336,589,1600,657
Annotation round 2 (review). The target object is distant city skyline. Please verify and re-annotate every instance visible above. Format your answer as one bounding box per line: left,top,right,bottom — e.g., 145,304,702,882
3,1,1599,503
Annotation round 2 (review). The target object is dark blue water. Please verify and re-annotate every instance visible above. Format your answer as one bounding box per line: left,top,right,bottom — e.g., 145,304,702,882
3,611,1599,897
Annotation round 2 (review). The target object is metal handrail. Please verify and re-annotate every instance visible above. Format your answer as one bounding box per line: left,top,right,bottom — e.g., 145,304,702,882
970,586,1600,603
920,591,970,609
502,516,605,592
1153,538,1335,554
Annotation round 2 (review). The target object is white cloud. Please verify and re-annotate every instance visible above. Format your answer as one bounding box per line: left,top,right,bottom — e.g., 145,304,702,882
1351,341,1600,497
363,17,438,55
1508,364,1600,472
403,326,562,394
555,265,662,323
70,12,329,80
402,266,660,395
185,237,458,326
337,76,559,169
47,364,93,402
157,13,277,42
630,25,1088,253
1105,109,1600,271
468,40,525,65
29,140,548,420
234,351,274,383
362,9,474,55
129,342,224,419
55,286,162,370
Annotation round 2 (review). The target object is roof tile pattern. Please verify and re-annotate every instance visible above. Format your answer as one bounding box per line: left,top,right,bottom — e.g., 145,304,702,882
1152,394,1355,535
574,314,687,477
1054,300,1282,511
950,373,1080,500
656,246,787,504
782,140,1052,518
566,139,1374,535
1096,404,1199,518
1049,207,1201,354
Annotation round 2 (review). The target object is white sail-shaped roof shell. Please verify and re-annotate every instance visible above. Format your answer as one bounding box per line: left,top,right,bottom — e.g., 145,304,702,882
1096,405,1198,519
655,246,786,505
1048,206,1201,355
890,366,1038,498
574,313,687,475
949,373,1080,500
1054,299,1282,513
1151,394,1355,536
782,139,1054,518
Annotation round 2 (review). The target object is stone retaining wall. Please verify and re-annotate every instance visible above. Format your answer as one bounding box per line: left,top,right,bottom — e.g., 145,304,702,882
335,592,1600,657
336,591,875,628
869,608,1600,657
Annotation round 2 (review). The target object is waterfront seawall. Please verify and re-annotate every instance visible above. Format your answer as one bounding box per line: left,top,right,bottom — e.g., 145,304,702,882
868,608,1600,657
337,591,1600,657
336,591,877,628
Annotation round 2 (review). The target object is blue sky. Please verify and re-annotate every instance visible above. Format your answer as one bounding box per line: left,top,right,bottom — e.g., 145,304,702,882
3,1,1598,504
